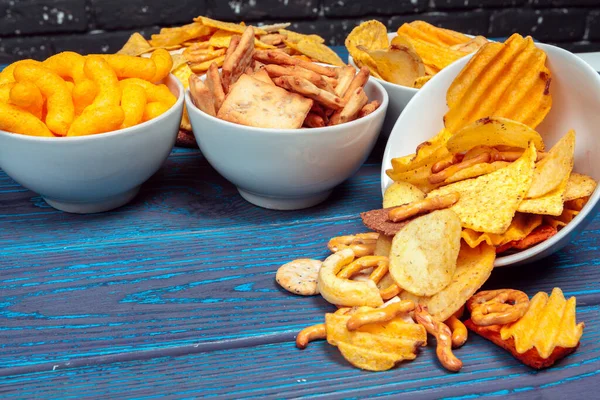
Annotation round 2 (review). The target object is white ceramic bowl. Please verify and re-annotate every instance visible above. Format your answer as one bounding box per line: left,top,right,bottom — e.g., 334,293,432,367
0,74,184,214
381,43,600,267
186,77,389,210
348,33,418,139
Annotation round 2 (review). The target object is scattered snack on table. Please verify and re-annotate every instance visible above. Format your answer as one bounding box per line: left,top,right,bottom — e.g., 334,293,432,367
185,26,380,129
0,51,176,137
276,259,322,296
345,20,488,88
466,288,584,369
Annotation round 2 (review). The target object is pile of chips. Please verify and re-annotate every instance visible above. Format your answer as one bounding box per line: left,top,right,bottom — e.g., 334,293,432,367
0,50,176,137
346,20,488,88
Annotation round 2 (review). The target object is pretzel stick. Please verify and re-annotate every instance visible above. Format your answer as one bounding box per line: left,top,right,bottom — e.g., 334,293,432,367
414,306,463,372
379,283,401,300
222,26,255,92
467,289,530,326
224,35,241,65
188,75,216,117
445,315,468,348
342,66,369,100
334,66,356,97
274,76,345,110
296,323,327,349
429,152,492,184
331,87,368,125
388,192,460,223
328,233,379,257
253,50,336,77
431,154,464,174
358,100,380,118
347,300,416,331
264,64,328,89
206,62,225,112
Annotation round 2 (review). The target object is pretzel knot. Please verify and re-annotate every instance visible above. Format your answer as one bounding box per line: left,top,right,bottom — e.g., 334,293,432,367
467,289,530,326
336,255,400,302
327,233,379,257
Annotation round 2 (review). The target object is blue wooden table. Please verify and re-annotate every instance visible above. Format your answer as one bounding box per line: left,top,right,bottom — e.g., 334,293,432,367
1,49,600,399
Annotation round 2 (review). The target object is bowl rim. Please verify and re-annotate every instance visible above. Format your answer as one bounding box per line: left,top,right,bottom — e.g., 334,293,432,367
380,42,600,267
0,73,185,142
185,76,389,136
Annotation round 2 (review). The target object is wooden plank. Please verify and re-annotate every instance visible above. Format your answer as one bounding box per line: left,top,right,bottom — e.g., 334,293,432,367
0,215,599,370
1,305,597,399
0,153,383,252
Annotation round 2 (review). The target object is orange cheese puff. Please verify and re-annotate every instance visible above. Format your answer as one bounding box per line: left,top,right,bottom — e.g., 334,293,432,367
0,102,53,137
0,82,15,103
83,56,121,109
13,64,74,136
43,52,86,83
119,79,177,107
0,59,41,85
100,54,156,81
9,81,44,119
67,105,125,136
120,84,147,128
142,101,170,122
150,49,173,83
72,80,99,116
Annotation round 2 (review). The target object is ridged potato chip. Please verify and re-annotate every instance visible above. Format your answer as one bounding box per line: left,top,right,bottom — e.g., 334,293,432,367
461,213,543,248
427,143,537,234
382,181,426,208
444,34,551,133
526,130,575,199
446,117,545,155
363,45,425,87
564,173,597,202
389,209,462,296
400,242,496,321
501,288,584,359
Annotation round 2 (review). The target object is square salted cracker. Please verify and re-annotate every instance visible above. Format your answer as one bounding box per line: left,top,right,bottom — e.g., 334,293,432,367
217,74,313,129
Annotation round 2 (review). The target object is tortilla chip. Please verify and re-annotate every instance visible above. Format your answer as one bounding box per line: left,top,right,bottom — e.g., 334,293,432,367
117,33,152,56
427,142,537,234
518,173,569,216
388,128,453,175
194,16,267,35
564,172,597,202
285,39,345,66
279,29,324,44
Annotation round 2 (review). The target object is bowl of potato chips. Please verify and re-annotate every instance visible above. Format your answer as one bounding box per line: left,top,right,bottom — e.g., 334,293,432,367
381,34,600,266
0,52,185,213
347,20,488,139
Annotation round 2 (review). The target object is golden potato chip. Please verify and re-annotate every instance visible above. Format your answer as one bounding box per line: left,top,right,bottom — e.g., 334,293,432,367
518,173,569,216
414,75,432,89
326,312,426,371
194,16,267,35
184,47,226,64
427,143,536,234
399,21,470,47
527,130,575,199
444,161,509,184
388,128,453,175
284,39,344,66
500,288,584,359
383,181,426,208
363,45,425,87
117,33,152,56
564,172,597,202
279,29,324,44
400,242,496,321
461,213,543,248
258,23,291,33
450,36,488,53
150,23,214,47
389,209,462,296
208,30,275,50
189,55,226,73
444,34,551,133
374,235,393,257
393,34,466,73
345,20,389,75
544,207,579,230
446,117,545,155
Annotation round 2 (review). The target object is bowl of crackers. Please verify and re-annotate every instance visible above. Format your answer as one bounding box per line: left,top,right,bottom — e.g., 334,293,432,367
380,34,600,266
185,26,388,210
346,20,488,139
0,51,184,214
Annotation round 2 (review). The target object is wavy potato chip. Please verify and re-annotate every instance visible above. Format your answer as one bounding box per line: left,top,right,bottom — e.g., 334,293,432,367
400,242,496,321
461,213,543,248
564,172,597,202
383,181,426,208
428,142,537,234
444,161,509,184
389,209,462,296
363,45,425,87
526,130,575,199
446,117,545,155
285,39,344,66
501,288,584,359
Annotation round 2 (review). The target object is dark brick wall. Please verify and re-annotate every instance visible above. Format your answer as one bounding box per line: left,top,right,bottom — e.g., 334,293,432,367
1,0,600,63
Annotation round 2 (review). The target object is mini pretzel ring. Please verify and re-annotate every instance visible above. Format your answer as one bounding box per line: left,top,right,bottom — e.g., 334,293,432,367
346,300,415,331
337,256,400,300
467,289,530,326
327,232,379,257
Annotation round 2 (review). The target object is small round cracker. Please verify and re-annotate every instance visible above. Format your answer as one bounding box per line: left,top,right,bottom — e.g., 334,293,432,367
276,258,322,296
